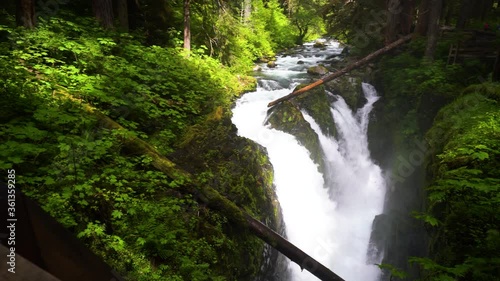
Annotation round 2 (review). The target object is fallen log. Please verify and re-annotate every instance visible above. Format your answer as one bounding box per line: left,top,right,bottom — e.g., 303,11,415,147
52,89,345,281
246,214,344,280
267,34,413,107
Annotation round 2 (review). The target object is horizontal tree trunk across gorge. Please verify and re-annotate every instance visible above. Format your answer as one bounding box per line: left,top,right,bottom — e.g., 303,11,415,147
267,34,413,107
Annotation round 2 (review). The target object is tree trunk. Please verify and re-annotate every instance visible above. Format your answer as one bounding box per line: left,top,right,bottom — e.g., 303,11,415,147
117,0,129,32
245,214,344,281
16,0,36,28
184,0,191,51
243,0,251,23
401,0,416,34
424,0,443,60
480,0,493,21
443,0,453,26
456,0,472,29
295,20,308,45
268,34,414,107
50,87,344,281
92,0,114,29
386,0,415,44
385,0,401,45
416,0,430,36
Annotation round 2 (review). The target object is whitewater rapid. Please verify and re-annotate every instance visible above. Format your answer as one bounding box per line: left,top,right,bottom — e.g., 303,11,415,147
232,40,386,281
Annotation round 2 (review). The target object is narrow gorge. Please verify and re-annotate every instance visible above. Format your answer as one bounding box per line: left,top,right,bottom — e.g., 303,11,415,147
233,40,390,281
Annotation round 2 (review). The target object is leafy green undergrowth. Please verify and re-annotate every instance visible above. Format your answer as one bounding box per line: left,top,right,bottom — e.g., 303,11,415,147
2,16,250,152
375,42,492,179
379,46,466,135
370,42,499,281
415,84,500,281
0,15,272,281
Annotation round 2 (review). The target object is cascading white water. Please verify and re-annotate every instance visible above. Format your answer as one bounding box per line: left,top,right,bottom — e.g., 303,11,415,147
232,40,386,281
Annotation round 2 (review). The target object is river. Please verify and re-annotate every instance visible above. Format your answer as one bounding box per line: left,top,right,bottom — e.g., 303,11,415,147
232,40,386,281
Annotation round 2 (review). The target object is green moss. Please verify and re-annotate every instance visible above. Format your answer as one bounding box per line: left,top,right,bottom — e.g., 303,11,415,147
263,84,341,174
325,75,364,111
173,108,280,280
422,87,500,280
294,84,337,138
265,100,324,174
235,75,258,96
368,38,500,280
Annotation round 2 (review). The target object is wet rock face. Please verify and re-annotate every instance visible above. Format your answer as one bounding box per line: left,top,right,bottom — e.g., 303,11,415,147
172,109,283,280
307,65,329,76
264,84,338,174
325,75,365,111
367,214,390,264
313,41,326,48
294,84,337,138
265,100,325,174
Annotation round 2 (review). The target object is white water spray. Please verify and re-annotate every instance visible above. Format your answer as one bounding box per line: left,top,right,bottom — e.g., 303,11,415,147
232,41,386,281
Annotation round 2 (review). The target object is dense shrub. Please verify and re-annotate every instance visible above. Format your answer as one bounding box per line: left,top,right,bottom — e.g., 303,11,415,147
0,15,261,280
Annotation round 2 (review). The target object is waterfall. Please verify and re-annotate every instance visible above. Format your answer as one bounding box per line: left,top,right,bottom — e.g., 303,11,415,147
232,40,386,281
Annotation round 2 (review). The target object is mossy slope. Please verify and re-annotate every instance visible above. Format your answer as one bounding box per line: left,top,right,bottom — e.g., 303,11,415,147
172,107,284,280
420,85,500,281
265,100,325,174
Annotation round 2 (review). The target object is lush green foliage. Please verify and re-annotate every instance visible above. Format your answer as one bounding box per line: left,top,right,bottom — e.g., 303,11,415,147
193,0,327,70
324,0,386,53
1,15,246,149
285,0,327,44
378,38,492,148
377,263,408,279
372,38,499,280
418,85,500,281
0,14,274,280
207,8,275,72
156,0,326,71
1,0,329,279
380,40,471,153
252,0,297,49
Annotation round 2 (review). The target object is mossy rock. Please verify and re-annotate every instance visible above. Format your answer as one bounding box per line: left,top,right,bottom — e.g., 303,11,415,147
325,75,365,111
172,108,283,280
265,100,325,175
236,75,258,96
267,61,277,68
175,109,278,221
307,65,329,76
313,41,326,48
294,84,337,138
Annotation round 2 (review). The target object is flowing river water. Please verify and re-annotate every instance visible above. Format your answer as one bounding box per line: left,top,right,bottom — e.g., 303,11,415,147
232,40,386,281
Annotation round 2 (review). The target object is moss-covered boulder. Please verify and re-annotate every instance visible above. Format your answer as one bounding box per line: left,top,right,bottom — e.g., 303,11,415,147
313,40,326,48
294,84,337,138
172,107,284,280
325,75,365,111
307,65,329,76
265,100,325,174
